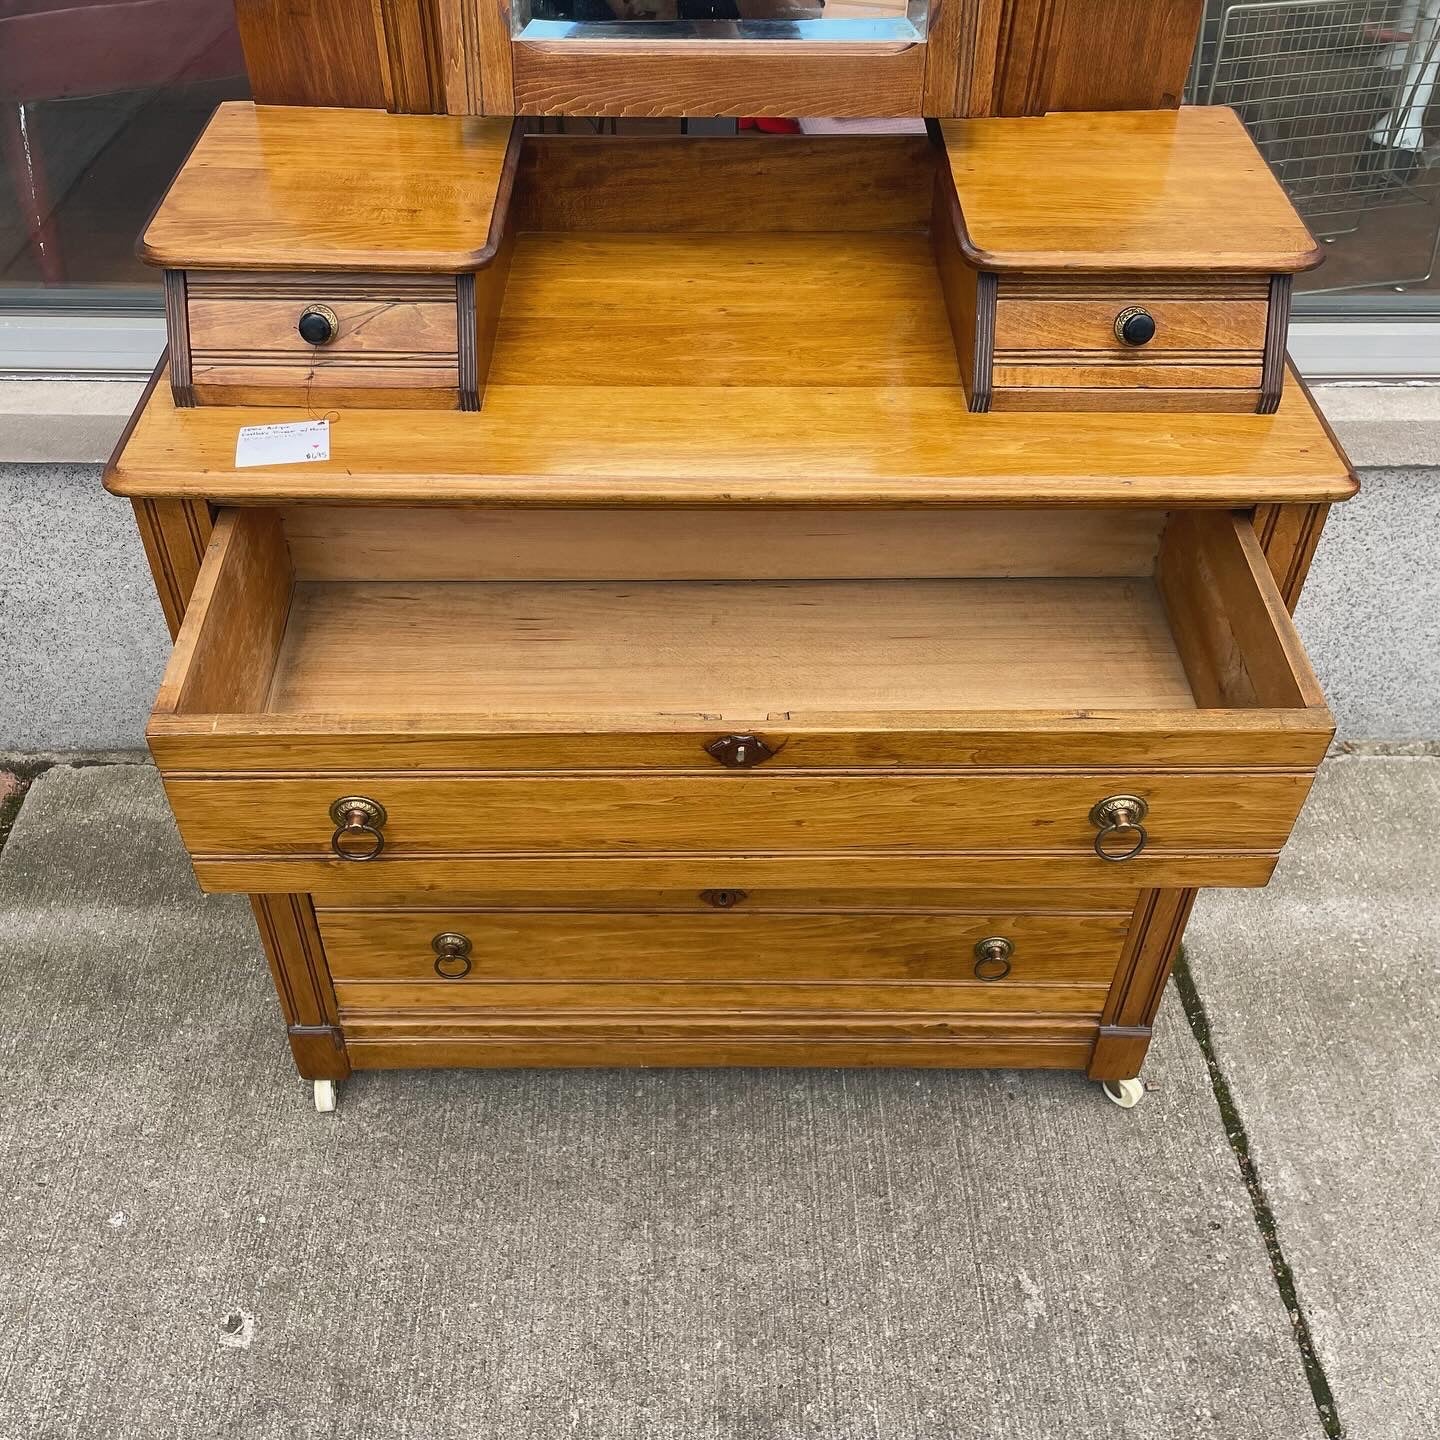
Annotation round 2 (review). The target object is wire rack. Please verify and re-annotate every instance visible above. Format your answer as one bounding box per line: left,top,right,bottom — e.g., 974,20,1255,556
1191,0,1440,225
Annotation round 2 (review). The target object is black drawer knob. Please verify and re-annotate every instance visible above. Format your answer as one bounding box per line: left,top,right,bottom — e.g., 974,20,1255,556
298,304,338,346
1114,307,1156,347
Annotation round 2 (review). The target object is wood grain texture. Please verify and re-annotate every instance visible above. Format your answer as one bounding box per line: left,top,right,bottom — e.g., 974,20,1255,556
491,232,959,388
160,771,1318,861
316,886,1138,913
277,506,1166,581
514,134,936,233
185,272,461,405
510,38,926,118
941,107,1323,273
130,499,214,639
250,894,350,1081
103,369,1359,507
1086,885,1196,1079
140,103,518,273
163,272,194,408
1255,501,1332,614
320,908,1129,983
1259,275,1292,414
994,298,1269,354
969,0,1205,116
234,0,388,108
373,0,450,112
337,980,1111,1015
346,1034,1096,1070
261,576,1197,717
187,849,1287,897
1158,510,1329,714
151,509,290,718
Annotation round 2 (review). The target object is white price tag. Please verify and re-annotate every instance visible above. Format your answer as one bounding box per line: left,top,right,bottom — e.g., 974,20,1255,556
235,419,330,468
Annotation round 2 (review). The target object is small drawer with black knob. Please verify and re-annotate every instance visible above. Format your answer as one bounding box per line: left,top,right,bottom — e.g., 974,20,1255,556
935,108,1320,415
139,103,521,412
314,907,1132,1019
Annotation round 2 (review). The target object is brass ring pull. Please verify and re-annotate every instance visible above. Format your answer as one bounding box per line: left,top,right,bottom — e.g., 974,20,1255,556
1089,794,1149,862
973,935,1013,981
431,932,473,979
328,796,387,861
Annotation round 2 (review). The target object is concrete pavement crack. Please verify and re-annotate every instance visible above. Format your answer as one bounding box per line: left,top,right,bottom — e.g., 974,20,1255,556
1173,951,1345,1440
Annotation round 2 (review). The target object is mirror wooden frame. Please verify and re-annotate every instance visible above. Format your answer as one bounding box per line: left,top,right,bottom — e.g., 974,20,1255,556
234,0,1204,118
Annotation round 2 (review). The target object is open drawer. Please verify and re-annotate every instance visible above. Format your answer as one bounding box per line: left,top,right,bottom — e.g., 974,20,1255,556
147,505,1332,896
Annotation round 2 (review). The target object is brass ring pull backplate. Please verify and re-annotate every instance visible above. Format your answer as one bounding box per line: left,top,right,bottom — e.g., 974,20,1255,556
328,795,387,861
1089,794,1150,862
431,931,473,979
973,935,1014,981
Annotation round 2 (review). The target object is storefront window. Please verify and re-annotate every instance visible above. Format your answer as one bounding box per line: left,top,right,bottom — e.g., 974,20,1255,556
1192,0,1440,306
0,0,249,307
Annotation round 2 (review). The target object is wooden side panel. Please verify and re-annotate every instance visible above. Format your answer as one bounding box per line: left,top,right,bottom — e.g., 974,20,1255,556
932,173,992,411
250,894,351,1081
515,135,936,234
969,0,1204,116
509,40,927,119
1254,502,1331,615
234,0,388,108
151,510,292,719
277,506,1166,582
131,499,214,639
163,272,194,408
1159,511,1329,713
374,0,450,112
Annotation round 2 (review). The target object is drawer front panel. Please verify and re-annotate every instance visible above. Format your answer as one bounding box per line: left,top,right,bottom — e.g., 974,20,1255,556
994,298,1269,356
318,910,1129,984
163,771,1316,859
335,981,1109,1015
185,273,460,397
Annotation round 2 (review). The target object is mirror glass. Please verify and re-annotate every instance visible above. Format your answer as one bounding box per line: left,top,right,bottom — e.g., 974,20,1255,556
514,0,925,42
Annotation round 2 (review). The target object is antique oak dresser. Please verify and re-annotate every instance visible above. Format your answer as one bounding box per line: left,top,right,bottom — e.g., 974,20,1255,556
104,0,1356,1112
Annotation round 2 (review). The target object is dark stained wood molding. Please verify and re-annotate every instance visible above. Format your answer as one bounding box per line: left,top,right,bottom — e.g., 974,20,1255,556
456,273,479,411
971,271,997,412
1258,274,1292,415
163,271,194,408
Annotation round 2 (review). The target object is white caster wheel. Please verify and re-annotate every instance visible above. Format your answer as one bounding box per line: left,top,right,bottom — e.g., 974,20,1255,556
1102,1077,1145,1109
313,1079,338,1113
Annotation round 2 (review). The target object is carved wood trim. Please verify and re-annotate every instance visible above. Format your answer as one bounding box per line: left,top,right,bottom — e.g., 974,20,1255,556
163,271,194,408
1258,275,1292,414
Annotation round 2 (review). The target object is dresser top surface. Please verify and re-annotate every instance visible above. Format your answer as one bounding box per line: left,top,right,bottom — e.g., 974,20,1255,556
940,108,1323,276
140,104,518,274
105,362,1356,507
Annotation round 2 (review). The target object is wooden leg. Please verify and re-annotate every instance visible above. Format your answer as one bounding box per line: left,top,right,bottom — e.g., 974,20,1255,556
250,894,351,1083
1089,887,1196,1081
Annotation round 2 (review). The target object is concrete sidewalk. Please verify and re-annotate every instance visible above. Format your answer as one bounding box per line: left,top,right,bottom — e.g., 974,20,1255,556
0,758,1433,1439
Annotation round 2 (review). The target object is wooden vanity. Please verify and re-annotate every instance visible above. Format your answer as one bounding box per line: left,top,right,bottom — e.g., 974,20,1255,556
107,4,1355,1111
